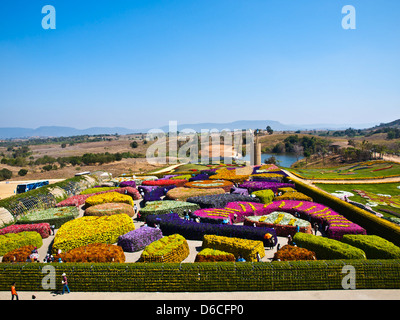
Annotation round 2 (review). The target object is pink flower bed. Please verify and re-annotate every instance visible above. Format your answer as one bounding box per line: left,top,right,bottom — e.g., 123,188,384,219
263,200,366,240
56,187,141,207
0,223,51,239
192,201,269,224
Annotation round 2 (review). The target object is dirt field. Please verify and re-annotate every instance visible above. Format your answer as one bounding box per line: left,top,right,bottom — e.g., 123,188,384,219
0,179,65,200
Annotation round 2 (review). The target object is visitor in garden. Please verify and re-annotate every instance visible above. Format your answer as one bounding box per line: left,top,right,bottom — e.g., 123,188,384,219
236,254,246,262
313,222,318,235
11,282,18,300
50,224,55,235
61,273,70,294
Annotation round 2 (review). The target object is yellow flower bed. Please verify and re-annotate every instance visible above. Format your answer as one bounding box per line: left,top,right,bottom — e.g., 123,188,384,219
139,234,189,263
274,192,313,202
202,234,265,262
209,168,250,184
52,214,135,254
85,192,133,207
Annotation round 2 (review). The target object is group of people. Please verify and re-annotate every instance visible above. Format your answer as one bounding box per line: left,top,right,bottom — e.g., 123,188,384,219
10,273,70,300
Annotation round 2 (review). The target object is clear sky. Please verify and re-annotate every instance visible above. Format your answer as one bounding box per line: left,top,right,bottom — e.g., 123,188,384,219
0,0,399,130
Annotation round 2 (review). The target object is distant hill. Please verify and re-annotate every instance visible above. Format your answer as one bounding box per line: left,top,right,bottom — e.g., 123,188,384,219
371,119,400,129
0,120,380,139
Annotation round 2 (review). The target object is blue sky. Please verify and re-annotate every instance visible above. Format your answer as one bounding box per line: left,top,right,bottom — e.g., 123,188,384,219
0,0,399,129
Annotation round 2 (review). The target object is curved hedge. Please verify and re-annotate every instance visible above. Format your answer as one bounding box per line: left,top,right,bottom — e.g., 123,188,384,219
341,234,400,259
293,232,366,260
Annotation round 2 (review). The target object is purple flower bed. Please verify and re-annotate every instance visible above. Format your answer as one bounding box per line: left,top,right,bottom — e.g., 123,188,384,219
188,174,209,182
186,193,260,209
117,226,163,252
145,213,277,246
230,186,249,196
119,180,137,188
239,181,295,193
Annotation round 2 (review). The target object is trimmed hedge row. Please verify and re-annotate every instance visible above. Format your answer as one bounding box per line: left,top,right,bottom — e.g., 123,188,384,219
1,260,399,292
291,177,400,246
293,233,367,260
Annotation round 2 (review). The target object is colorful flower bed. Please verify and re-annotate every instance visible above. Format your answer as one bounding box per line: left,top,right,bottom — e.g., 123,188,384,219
2,245,35,263
263,200,366,240
192,201,268,224
16,206,79,228
202,234,265,262
145,213,277,245
80,187,120,195
139,200,200,220
55,243,126,263
341,234,400,259
0,223,51,239
186,193,260,209
273,245,316,261
184,180,234,193
117,226,163,252
239,181,295,193
0,231,43,256
142,179,187,188
208,168,250,184
139,234,189,263
85,192,134,207
244,212,312,237
293,232,366,259
56,187,140,207
56,194,93,207
119,180,137,188
52,214,135,254
274,191,313,202
353,189,400,208
250,173,285,182
251,189,275,204
84,202,135,217
194,248,235,262
165,187,225,201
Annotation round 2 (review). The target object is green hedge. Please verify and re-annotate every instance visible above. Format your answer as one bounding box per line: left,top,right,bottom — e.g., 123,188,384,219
1,260,399,292
293,233,366,260
290,177,400,247
341,235,400,259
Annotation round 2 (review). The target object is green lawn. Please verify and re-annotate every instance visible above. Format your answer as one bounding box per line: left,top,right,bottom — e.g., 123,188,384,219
289,161,400,180
315,182,400,218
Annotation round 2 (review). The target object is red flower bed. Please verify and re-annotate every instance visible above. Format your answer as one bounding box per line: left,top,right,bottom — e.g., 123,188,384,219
142,179,187,188
0,223,51,239
56,187,141,207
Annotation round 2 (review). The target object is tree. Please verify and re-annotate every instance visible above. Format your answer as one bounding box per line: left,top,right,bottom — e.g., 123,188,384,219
18,169,28,176
266,126,273,135
130,141,138,148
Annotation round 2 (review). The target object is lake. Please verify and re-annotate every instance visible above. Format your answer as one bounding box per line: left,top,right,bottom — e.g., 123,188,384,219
242,153,303,168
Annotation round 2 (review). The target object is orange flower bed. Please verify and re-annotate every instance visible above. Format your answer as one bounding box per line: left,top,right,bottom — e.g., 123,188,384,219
55,243,125,263
273,245,316,261
2,245,35,263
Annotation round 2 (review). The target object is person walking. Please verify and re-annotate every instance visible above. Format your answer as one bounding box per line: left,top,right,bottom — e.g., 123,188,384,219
11,282,18,300
61,273,70,294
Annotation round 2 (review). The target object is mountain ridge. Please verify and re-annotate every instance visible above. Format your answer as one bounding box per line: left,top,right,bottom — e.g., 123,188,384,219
0,120,386,139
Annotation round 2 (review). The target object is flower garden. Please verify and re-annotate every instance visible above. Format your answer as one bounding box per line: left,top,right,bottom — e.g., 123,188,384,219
0,162,400,293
